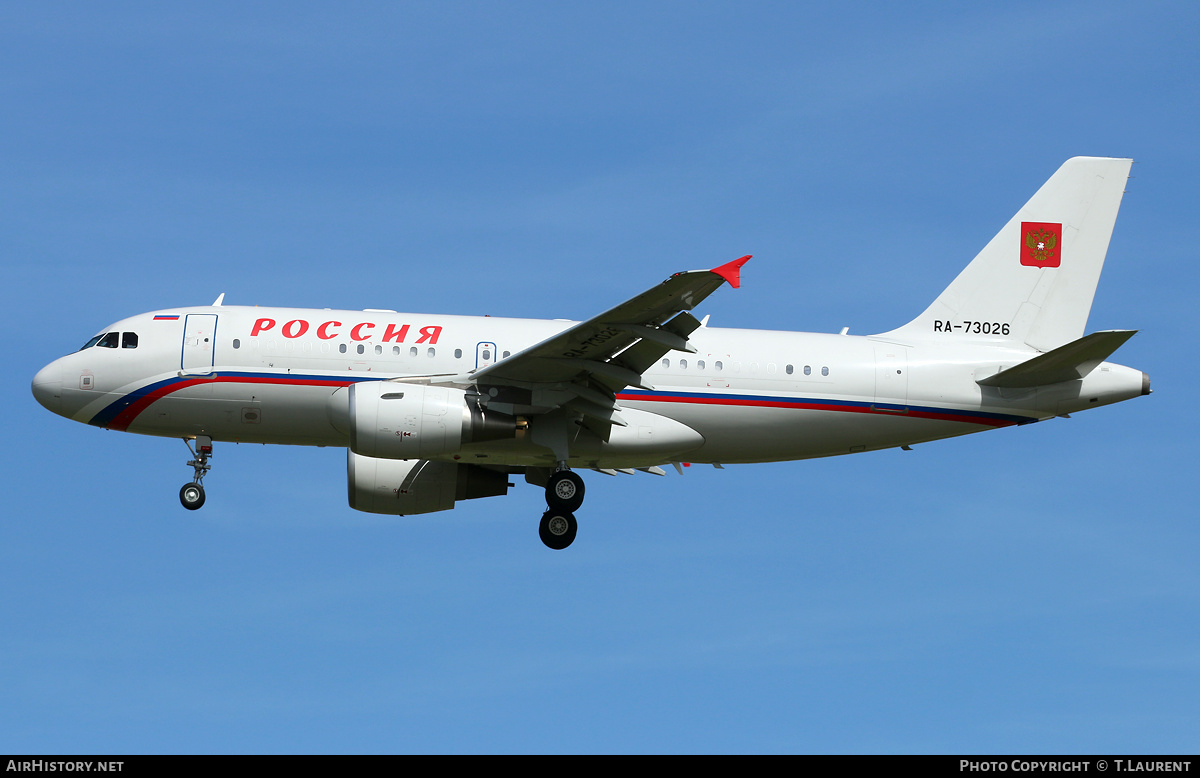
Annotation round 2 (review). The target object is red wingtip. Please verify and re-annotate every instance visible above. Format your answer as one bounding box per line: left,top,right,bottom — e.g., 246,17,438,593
710,255,751,289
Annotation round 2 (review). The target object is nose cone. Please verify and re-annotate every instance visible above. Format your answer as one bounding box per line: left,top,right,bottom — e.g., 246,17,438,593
32,363,63,414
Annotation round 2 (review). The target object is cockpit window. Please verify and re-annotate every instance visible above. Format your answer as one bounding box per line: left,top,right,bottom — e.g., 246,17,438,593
80,334,105,350
96,332,120,348
122,332,139,349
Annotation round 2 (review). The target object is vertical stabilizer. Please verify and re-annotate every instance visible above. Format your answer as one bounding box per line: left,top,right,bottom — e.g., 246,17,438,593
882,157,1132,351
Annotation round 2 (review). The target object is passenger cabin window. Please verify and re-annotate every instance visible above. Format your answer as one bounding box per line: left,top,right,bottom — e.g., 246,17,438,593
786,364,793,375
339,344,347,354
454,349,463,359
410,347,418,357
661,359,670,368
97,332,120,349
822,366,829,376
232,338,241,349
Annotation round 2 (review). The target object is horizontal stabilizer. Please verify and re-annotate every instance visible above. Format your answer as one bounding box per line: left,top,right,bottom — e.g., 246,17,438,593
978,330,1137,388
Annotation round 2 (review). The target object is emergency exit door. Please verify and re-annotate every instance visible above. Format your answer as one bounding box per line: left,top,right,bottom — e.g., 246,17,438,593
476,342,496,370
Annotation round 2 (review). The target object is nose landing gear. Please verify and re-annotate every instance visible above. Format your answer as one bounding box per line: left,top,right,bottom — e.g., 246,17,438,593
179,436,212,511
540,467,584,549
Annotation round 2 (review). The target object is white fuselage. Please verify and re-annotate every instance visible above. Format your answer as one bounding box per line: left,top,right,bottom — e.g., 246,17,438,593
32,304,1148,469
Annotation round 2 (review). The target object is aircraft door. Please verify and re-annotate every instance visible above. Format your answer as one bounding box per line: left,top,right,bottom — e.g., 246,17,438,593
873,346,909,412
476,342,496,370
181,314,218,375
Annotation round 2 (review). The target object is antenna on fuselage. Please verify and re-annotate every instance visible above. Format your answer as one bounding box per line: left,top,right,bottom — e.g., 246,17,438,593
212,293,225,307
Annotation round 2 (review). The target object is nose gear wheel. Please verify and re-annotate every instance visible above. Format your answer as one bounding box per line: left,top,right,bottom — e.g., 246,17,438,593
180,482,205,510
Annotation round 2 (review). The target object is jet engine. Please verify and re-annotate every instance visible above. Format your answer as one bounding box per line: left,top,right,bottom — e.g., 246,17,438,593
347,452,510,515
348,381,516,459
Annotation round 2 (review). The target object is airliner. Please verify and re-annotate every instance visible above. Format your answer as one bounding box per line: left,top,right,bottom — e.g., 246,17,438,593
32,157,1150,548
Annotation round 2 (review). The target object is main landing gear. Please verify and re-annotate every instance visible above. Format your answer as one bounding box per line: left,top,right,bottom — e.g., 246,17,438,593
179,436,212,511
539,468,585,550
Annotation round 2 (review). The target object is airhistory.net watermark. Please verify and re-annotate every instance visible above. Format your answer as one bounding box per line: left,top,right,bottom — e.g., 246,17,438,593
6,762,124,772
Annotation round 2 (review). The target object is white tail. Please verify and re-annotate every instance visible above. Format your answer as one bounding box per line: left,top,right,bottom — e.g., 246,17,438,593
883,157,1132,352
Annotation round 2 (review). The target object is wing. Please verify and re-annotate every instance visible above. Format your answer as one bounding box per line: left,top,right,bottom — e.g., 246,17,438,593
436,255,750,431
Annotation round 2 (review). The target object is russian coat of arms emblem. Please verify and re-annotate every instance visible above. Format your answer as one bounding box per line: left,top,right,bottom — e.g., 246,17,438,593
1020,222,1062,267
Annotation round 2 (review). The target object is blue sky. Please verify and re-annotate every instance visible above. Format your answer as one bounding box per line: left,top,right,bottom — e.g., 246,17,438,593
2,1,1196,754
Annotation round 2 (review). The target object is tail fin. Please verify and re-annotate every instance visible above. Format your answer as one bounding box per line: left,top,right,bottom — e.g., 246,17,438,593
883,157,1132,351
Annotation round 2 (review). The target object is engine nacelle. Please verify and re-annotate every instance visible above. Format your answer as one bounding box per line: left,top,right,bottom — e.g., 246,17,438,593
347,452,510,515
348,381,516,459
